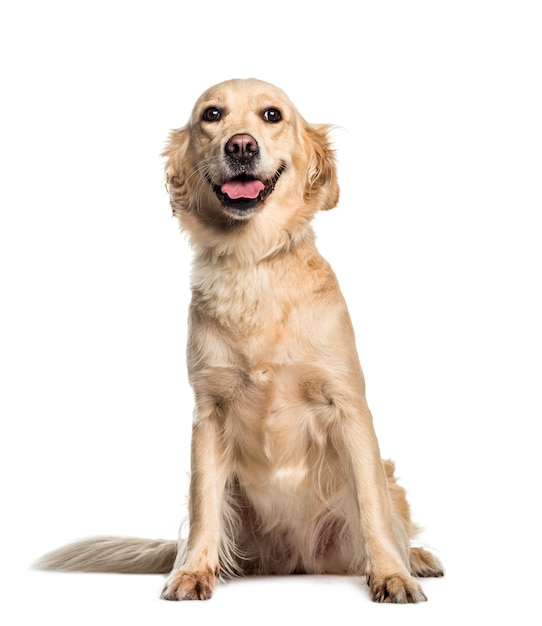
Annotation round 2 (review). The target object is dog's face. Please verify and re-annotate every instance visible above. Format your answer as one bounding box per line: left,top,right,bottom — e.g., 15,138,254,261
164,79,339,247
187,80,292,219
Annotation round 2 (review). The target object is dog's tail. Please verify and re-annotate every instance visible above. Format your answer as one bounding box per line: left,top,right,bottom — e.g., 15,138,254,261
34,536,178,574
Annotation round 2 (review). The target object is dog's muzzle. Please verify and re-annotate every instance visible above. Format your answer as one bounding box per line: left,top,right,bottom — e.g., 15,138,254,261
209,134,285,216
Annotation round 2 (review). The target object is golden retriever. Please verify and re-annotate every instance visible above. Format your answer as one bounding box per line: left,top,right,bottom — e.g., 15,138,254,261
36,78,443,603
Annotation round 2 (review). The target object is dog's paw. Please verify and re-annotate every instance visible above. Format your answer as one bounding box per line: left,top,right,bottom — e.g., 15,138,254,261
410,547,445,578
161,568,217,601
367,573,427,603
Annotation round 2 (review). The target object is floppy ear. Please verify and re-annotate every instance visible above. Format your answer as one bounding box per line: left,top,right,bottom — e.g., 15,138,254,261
302,123,340,211
162,127,190,215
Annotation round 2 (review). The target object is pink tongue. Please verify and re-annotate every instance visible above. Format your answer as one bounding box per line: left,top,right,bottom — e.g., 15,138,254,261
221,179,265,199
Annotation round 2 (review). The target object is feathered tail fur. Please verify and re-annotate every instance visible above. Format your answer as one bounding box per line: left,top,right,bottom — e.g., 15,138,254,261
34,536,178,574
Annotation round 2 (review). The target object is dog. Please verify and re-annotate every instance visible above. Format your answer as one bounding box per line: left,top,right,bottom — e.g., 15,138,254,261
36,78,443,603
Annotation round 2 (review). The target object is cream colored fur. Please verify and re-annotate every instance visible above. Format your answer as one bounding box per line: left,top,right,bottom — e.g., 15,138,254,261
36,78,443,603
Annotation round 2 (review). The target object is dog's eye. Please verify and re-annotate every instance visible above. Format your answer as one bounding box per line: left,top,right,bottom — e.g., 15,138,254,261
202,107,222,122
262,108,282,123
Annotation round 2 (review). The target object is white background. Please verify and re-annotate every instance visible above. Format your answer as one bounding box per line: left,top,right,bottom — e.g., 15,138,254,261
1,1,541,624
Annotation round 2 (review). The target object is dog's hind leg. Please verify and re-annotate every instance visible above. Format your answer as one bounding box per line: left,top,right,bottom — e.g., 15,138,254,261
409,547,444,578
383,460,444,579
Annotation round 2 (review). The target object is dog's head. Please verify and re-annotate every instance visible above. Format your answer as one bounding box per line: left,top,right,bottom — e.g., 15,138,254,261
163,79,339,252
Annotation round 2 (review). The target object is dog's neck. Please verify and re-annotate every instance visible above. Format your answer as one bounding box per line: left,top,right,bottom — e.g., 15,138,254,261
189,226,323,335
192,220,316,266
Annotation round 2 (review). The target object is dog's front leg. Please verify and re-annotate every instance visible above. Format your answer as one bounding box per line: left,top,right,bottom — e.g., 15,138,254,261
161,414,226,601
344,403,427,603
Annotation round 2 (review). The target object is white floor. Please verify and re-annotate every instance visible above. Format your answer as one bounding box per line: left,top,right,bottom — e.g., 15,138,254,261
5,559,495,626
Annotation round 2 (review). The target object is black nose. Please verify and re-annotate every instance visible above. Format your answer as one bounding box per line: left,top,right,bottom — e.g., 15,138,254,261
225,134,259,160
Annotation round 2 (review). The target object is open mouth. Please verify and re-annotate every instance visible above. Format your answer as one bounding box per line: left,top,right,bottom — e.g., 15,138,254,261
210,166,285,216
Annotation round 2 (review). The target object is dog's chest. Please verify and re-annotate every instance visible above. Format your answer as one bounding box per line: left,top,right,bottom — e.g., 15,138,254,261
191,248,324,339
197,263,280,334
191,252,347,496
225,362,339,498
